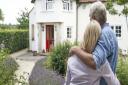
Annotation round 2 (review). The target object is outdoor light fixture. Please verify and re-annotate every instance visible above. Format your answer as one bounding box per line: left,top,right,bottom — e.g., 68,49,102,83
41,24,44,31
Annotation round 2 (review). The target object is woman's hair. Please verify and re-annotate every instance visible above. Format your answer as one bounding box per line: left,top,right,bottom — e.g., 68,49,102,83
81,20,101,53
89,1,107,26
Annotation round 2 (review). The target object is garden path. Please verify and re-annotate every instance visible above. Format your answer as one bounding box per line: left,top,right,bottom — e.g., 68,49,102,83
12,52,45,85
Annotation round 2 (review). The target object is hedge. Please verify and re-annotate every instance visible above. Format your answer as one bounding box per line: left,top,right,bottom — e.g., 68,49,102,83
0,29,28,53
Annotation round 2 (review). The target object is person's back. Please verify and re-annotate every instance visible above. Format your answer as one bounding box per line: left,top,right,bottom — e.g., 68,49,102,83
65,55,120,85
100,23,118,73
96,23,118,84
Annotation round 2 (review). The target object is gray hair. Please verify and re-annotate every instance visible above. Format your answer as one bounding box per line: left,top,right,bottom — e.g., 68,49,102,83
89,1,107,26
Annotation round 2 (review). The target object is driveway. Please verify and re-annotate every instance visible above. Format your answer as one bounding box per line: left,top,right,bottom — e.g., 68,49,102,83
14,53,45,85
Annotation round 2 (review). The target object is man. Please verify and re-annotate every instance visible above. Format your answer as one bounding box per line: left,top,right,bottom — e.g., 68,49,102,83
70,1,118,85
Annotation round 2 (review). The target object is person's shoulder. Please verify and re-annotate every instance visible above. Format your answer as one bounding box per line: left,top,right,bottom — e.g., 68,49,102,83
102,23,113,32
101,23,115,37
67,55,78,65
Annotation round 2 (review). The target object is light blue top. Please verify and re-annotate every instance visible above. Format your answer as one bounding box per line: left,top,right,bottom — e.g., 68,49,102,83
92,23,118,85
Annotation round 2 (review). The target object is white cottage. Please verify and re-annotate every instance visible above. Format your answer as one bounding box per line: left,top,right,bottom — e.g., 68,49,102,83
29,0,128,53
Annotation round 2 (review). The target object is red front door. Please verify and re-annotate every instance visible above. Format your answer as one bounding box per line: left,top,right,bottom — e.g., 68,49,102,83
46,25,54,52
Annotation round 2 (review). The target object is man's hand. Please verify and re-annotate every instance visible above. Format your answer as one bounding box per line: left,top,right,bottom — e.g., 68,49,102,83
69,46,82,56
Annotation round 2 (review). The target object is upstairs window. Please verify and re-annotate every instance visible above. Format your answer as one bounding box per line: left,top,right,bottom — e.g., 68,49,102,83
46,0,54,10
67,27,71,38
63,0,72,11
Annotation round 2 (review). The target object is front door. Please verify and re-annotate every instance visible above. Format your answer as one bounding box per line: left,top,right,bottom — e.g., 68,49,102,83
46,25,54,52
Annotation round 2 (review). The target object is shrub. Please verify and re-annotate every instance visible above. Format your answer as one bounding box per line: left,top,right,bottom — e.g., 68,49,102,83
116,56,128,85
45,41,74,76
0,49,18,85
0,29,28,53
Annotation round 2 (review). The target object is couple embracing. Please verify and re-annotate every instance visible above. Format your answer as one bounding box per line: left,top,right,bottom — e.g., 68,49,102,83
65,1,120,85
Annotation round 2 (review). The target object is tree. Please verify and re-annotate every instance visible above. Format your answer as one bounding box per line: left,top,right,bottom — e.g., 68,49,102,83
106,0,128,31
0,9,4,21
17,8,29,29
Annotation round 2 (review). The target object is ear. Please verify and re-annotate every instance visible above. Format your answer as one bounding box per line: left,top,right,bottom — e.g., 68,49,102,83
92,16,96,20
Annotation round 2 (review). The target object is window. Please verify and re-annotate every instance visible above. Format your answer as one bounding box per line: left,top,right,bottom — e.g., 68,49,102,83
67,27,71,38
63,0,72,11
32,24,34,41
46,0,54,10
115,26,121,37
111,26,114,30
111,25,121,38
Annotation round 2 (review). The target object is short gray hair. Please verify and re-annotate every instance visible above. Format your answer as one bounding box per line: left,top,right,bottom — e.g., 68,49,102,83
89,1,107,25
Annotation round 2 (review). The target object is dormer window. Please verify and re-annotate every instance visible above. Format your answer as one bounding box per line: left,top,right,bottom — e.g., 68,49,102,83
46,0,54,10
63,0,72,11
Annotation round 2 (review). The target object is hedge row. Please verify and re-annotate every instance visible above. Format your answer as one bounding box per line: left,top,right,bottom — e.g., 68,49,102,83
0,29,28,53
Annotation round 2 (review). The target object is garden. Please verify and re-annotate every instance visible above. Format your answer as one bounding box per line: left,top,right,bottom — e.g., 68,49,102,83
44,41,128,85
0,28,29,85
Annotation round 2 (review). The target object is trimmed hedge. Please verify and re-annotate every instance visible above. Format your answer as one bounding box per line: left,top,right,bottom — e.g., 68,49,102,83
0,29,28,53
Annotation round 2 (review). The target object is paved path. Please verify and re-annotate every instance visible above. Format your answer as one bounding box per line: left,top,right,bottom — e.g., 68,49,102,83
14,53,45,85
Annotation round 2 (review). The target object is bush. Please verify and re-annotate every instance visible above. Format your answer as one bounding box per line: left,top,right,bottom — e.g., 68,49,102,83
0,49,18,85
45,41,74,76
0,29,28,53
116,55,128,85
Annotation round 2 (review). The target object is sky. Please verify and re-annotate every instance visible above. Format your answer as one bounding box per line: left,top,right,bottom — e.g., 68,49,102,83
0,0,34,24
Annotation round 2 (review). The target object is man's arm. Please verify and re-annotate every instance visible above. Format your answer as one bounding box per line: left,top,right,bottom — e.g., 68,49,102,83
70,37,111,70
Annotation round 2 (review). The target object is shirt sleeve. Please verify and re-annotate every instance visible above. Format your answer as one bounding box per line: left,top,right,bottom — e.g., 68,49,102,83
92,32,112,70
64,65,71,85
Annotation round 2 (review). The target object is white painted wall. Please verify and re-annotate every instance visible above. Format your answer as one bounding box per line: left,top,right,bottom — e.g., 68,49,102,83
29,7,36,51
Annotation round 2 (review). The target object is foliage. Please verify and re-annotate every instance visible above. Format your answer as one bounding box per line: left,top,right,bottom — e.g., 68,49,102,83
44,41,74,76
0,9,4,21
17,8,29,29
0,24,18,29
0,29,29,53
0,49,18,85
106,0,128,30
116,52,128,85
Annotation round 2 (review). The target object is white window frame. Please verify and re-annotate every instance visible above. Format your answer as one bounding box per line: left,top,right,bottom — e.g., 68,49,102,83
111,25,121,38
67,27,72,38
46,0,54,11
115,26,121,37
63,0,72,11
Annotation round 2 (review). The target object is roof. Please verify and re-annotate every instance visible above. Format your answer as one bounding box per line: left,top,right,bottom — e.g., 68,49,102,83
31,0,106,3
31,0,35,3
79,0,106,3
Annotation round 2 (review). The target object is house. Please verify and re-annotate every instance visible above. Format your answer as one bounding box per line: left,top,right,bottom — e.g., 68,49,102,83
29,0,128,54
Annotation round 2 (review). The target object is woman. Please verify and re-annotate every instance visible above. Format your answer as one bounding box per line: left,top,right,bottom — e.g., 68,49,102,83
64,20,120,85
